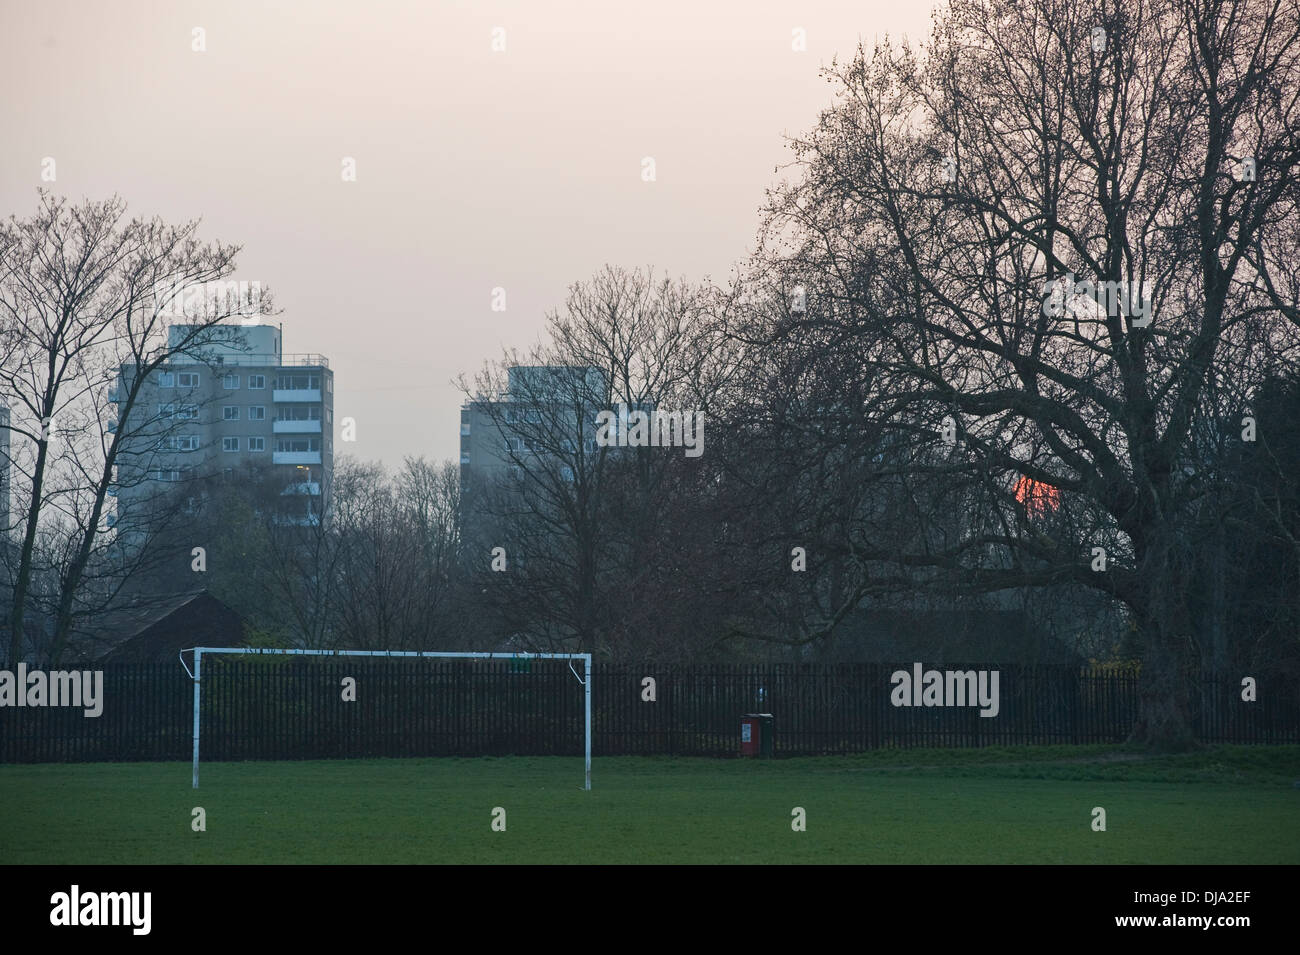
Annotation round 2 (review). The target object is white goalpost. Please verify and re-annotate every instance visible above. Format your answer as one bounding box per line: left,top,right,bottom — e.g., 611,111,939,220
179,648,593,790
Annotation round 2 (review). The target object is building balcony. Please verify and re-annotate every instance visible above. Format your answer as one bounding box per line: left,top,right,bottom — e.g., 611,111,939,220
273,451,322,465
273,389,321,402
273,419,322,434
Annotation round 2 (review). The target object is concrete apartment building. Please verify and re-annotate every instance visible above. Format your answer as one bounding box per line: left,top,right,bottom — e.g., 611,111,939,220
459,365,608,498
110,324,333,536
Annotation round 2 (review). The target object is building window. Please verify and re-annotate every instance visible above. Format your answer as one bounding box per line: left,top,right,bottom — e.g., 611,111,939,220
273,374,319,391
249,406,266,420
249,437,266,452
223,437,240,452
157,372,175,388
326,377,332,394
276,406,321,421
248,374,266,389
178,404,199,420
223,406,240,421
275,437,320,453
222,373,240,390
177,372,199,388
162,435,199,452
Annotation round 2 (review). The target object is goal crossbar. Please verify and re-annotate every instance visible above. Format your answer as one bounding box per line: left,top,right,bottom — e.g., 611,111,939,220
179,648,593,790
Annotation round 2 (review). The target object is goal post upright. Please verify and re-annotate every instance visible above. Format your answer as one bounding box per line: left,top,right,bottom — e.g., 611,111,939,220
180,648,593,791
584,653,591,791
191,648,202,790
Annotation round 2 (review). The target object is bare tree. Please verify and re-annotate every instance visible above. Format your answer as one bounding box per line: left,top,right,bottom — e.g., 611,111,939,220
0,192,267,663
748,0,1300,747
330,456,464,651
458,265,721,656
395,456,463,643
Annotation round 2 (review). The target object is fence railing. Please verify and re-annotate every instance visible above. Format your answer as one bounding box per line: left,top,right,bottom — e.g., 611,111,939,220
1,661,1296,764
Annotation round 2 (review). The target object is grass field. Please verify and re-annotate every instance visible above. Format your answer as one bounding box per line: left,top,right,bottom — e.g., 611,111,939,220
3,745,1298,863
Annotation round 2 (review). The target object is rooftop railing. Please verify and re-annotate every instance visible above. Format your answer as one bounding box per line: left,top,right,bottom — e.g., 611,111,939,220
156,353,329,368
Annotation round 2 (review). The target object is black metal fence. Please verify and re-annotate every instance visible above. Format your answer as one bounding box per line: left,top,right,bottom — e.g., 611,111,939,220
2,660,1296,763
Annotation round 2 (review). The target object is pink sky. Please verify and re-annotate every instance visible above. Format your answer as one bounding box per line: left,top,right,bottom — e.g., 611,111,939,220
0,0,936,466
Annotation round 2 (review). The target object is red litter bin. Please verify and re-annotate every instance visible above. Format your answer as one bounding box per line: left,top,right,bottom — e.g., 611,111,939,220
740,713,774,756
740,715,760,756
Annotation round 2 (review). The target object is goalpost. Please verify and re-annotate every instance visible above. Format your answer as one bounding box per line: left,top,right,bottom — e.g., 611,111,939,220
179,648,593,790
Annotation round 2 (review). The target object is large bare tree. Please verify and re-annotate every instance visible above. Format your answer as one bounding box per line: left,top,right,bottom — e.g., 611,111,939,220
749,0,1300,747
0,192,265,663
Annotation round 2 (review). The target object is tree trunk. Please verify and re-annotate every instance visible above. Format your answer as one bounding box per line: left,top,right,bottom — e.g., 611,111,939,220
7,411,53,664
1129,632,1198,751
1127,520,1200,752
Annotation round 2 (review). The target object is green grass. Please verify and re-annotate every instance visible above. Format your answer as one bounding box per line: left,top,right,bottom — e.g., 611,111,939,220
2,746,1297,863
